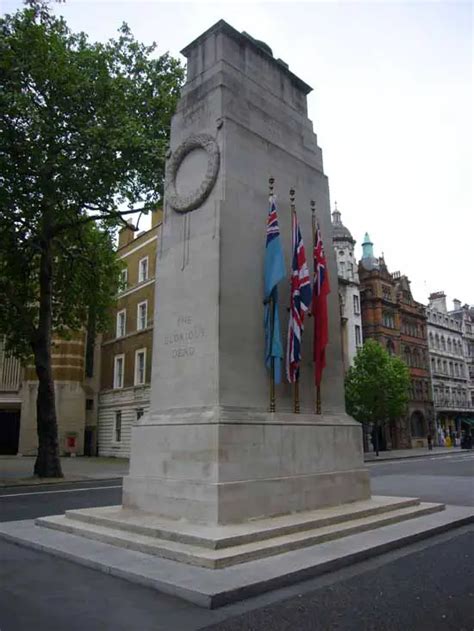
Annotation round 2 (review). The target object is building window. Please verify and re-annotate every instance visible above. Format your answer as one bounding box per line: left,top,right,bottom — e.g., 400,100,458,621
404,347,412,367
348,263,353,280
382,285,392,301
353,295,360,315
355,325,362,347
138,257,149,283
114,411,122,443
119,268,128,292
383,311,395,329
137,300,148,331
386,339,395,356
134,348,146,386
114,354,125,389
116,309,126,338
85,398,94,411
136,408,144,421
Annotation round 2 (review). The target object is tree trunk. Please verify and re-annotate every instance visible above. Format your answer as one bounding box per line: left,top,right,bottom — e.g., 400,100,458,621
32,239,63,478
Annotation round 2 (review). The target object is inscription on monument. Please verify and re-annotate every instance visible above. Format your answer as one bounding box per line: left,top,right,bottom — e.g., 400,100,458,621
164,315,205,359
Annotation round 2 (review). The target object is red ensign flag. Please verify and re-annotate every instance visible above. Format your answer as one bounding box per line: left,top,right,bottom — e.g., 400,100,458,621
312,221,330,386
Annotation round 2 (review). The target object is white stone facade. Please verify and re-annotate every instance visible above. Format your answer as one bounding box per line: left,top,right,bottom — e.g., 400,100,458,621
331,208,363,371
426,292,473,441
98,386,150,458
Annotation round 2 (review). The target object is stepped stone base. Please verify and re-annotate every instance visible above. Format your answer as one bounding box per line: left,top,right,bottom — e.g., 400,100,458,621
3,503,473,608
36,496,443,569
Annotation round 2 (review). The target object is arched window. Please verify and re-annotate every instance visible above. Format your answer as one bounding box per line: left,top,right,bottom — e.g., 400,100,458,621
429,332,434,348
435,334,439,348
441,336,446,350
449,361,453,376
410,411,425,437
386,339,395,356
443,360,448,374
437,359,441,373
447,338,452,353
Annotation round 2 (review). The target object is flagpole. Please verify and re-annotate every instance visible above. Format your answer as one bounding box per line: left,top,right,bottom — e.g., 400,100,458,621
269,177,276,413
290,188,300,414
311,200,322,415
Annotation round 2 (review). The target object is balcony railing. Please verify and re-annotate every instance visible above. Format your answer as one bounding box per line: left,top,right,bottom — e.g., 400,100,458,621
0,340,22,392
434,399,473,411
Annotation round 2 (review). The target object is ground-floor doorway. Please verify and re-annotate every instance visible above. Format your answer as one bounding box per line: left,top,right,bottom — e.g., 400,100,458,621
0,409,20,454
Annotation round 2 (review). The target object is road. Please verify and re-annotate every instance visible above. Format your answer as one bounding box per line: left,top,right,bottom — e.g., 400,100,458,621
0,453,472,631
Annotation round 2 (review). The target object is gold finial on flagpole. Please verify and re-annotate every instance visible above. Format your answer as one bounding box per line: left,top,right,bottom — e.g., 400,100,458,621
269,176,275,197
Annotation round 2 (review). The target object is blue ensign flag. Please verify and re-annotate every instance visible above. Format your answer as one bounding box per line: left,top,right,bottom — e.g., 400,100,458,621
264,196,286,383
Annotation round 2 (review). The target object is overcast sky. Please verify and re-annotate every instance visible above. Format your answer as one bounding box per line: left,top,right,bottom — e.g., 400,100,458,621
4,0,473,306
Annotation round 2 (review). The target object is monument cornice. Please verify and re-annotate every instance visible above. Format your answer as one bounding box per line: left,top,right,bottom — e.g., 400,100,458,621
180,19,313,96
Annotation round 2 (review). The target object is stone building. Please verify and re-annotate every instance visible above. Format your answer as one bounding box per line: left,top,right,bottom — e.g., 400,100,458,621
451,301,474,429
427,292,473,442
0,331,101,456
358,234,433,449
97,209,162,457
331,205,363,371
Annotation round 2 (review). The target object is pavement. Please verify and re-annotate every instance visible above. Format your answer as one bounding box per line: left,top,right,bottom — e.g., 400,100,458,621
0,455,129,487
0,453,473,629
0,447,469,487
364,446,465,461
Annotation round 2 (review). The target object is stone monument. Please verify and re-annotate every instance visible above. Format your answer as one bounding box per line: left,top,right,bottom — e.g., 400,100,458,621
35,21,446,576
122,20,370,525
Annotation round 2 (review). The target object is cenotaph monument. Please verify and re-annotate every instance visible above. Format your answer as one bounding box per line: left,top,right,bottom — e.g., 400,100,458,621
34,21,448,585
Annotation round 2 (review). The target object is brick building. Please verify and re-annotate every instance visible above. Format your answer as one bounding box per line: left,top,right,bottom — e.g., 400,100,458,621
97,209,162,457
0,330,101,457
358,234,433,450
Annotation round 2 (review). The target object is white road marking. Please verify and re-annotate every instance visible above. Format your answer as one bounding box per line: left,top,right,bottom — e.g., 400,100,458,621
0,485,121,498
366,454,474,466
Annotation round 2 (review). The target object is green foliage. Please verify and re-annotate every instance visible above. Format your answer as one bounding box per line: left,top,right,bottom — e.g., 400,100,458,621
0,1,184,357
345,339,410,427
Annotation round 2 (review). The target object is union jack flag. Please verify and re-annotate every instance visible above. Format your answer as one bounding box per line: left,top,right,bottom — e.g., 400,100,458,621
312,220,330,387
286,210,312,383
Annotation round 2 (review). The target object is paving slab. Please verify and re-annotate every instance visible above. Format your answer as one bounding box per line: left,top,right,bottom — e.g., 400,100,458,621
1,505,472,608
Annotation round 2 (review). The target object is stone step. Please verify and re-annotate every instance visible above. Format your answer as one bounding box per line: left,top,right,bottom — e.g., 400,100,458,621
37,501,444,569
62,496,421,549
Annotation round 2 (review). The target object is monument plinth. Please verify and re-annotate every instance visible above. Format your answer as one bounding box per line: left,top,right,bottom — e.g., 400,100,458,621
32,22,449,585
122,20,369,524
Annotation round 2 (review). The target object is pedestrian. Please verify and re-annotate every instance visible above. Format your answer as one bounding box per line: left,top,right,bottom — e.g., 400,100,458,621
427,433,433,451
450,430,456,447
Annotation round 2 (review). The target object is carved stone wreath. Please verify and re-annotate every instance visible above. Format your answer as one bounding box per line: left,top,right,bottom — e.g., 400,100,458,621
165,134,220,213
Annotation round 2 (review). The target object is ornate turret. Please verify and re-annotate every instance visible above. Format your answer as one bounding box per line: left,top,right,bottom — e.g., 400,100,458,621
331,203,355,244
360,232,379,271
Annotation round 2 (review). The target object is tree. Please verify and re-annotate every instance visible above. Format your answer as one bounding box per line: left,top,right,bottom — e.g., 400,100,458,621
345,339,410,455
0,1,184,476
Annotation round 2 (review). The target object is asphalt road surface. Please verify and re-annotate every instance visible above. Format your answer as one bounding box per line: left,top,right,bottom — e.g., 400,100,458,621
0,452,473,631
